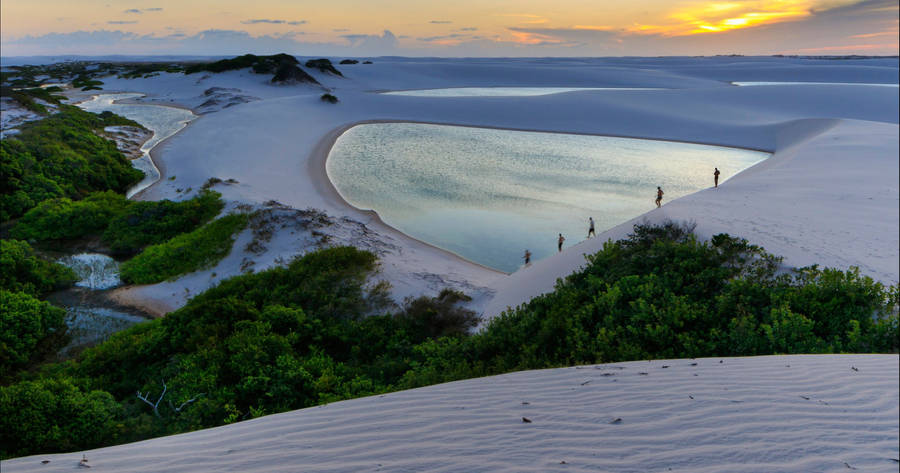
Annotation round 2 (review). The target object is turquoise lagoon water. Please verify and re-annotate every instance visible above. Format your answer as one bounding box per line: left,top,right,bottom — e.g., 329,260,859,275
78,93,195,197
383,87,660,97
327,123,769,272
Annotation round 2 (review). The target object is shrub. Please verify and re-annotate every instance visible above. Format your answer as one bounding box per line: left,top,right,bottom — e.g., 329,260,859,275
339,59,359,65
0,290,68,376
0,106,143,220
395,289,479,340
304,59,343,76
321,93,339,104
11,191,130,241
0,239,76,296
0,378,122,458
119,212,249,284
102,190,224,255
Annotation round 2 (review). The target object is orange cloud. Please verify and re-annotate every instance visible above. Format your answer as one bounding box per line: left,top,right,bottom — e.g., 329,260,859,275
630,0,815,36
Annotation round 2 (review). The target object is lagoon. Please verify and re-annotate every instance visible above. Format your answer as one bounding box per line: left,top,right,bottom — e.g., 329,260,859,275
383,87,660,97
77,93,195,197
327,123,768,272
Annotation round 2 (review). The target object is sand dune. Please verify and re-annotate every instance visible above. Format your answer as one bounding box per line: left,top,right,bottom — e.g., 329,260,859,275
4,354,897,472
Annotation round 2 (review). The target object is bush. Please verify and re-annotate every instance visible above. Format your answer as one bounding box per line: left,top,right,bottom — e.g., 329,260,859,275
11,190,223,255
11,191,130,241
398,222,899,387
0,290,68,376
395,289,479,340
305,59,343,77
339,59,359,65
103,190,224,255
0,378,122,458
321,93,339,104
0,239,76,296
0,106,143,221
119,212,249,284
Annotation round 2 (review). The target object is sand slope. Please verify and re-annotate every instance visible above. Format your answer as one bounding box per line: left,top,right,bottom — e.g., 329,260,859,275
88,57,899,317
4,354,897,472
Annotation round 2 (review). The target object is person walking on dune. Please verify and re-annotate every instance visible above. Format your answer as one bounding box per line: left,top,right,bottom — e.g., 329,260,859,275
587,217,595,238
523,249,531,266
714,167,720,188
655,186,664,208
558,233,565,252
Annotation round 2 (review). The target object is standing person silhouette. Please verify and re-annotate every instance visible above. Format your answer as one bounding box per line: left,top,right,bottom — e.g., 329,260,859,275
558,233,565,252
587,217,595,238
714,167,720,188
523,249,531,266
655,186,664,208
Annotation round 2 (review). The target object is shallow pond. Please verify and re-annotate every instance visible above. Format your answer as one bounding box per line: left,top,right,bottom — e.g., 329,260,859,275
327,123,769,272
383,87,660,97
57,253,122,290
77,93,195,197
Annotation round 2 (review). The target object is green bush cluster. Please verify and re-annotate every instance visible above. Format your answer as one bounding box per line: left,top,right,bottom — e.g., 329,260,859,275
12,190,224,254
304,59,343,76
103,190,224,255
0,86,64,115
398,223,898,388
0,239,76,297
1,225,896,459
0,290,68,377
119,212,249,284
11,191,131,241
1,106,144,220
0,378,122,458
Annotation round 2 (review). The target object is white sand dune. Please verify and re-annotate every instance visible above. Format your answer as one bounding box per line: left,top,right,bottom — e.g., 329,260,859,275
4,354,897,472
87,57,898,317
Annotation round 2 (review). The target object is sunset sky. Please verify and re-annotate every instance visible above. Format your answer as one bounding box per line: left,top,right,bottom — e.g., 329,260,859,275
1,0,897,57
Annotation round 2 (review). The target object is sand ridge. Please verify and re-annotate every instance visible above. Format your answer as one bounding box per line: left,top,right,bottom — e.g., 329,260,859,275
4,354,897,472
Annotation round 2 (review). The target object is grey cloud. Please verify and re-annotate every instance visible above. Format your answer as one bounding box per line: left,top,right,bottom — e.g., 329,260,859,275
144,7,162,11
341,30,398,52
242,19,286,24
108,20,139,24
333,28,349,32
124,9,141,14
457,27,478,31
430,20,452,24
241,19,306,25
417,33,467,42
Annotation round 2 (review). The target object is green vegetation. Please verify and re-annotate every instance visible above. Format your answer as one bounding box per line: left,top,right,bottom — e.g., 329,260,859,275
182,54,320,85
304,58,343,76
398,223,898,388
321,93,339,104
2,224,895,459
0,86,65,115
71,76,104,91
117,63,185,79
103,190,224,255
1,105,144,221
119,212,249,284
0,378,122,458
0,239,76,297
11,190,224,255
0,290,68,377
339,59,359,65
11,191,131,241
